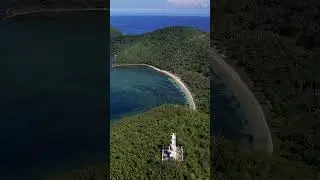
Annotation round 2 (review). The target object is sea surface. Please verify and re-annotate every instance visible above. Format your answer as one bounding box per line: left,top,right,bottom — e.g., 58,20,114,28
0,12,109,180
111,66,186,121
211,72,251,143
111,16,210,35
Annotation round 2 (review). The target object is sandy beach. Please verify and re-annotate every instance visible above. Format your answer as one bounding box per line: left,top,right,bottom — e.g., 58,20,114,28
211,45,273,154
112,64,196,110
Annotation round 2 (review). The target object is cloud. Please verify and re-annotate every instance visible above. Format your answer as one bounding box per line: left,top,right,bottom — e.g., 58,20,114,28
167,0,210,8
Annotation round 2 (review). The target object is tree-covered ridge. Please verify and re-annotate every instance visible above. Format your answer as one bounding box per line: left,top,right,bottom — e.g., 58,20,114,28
110,27,121,38
51,108,316,180
111,104,210,179
211,137,317,180
50,105,210,180
111,27,210,113
213,0,320,175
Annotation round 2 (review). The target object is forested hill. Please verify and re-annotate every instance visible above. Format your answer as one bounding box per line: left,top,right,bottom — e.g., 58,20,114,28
50,104,316,180
110,105,210,179
48,105,210,180
111,27,210,113
110,27,121,38
213,0,320,176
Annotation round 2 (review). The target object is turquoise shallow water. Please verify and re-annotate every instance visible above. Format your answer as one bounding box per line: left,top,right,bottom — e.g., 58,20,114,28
110,65,187,122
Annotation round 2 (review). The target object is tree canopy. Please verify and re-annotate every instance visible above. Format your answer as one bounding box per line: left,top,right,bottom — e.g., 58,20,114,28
213,0,320,177
49,105,210,180
111,27,210,114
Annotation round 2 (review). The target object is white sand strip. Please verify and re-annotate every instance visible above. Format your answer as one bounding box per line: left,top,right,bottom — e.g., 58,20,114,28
112,64,196,110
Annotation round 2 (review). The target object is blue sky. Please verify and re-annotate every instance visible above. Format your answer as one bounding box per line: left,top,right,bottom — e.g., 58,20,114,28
110,0,210,16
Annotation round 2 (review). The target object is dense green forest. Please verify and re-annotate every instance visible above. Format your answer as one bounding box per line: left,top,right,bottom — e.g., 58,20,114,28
211,137,317,180
213,0,320,177
110,105,210,179
111,27,210,113
49,105,210,180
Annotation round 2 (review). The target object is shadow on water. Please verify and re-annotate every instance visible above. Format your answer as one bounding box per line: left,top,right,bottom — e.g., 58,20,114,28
0,11,108,180
211,71,252,146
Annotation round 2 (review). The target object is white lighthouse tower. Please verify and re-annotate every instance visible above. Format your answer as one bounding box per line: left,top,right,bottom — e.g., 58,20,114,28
170,133,177,159
162,133,184,161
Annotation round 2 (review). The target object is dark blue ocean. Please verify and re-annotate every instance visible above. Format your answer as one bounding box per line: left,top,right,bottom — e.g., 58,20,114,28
110,16,210,35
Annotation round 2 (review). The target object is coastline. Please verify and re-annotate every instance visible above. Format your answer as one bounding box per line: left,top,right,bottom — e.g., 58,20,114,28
112,64,196,111
3,8,107,19
210,46,273,154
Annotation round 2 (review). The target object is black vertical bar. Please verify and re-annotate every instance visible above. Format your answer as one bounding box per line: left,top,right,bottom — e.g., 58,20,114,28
0,1,110,180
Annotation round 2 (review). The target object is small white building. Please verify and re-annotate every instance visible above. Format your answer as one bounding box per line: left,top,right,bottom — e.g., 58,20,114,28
161,133,184,161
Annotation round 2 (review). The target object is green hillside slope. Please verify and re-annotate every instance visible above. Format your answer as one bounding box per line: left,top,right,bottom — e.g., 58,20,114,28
110,27,121,38
111,105,210,179
111,27,210,113
213,0,320,176
49,105,210,180
211,137,316,180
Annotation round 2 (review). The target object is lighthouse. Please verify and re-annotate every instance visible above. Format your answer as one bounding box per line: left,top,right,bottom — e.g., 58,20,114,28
170,133,177,159
161,133,184,161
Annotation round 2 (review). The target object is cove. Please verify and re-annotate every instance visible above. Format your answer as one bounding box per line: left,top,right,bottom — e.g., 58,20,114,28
211,71,252,146
110,65,187,122
0,12,108,180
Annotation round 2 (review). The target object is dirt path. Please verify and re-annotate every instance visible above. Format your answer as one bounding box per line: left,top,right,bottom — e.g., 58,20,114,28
211,45,273,154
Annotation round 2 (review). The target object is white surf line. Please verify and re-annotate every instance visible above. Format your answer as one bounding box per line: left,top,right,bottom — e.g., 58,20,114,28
4,8,107,19
112,64,196,110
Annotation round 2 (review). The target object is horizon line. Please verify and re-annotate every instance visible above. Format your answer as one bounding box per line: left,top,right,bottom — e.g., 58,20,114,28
111,8,209,14
110,14,210,17
111,8,209,17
